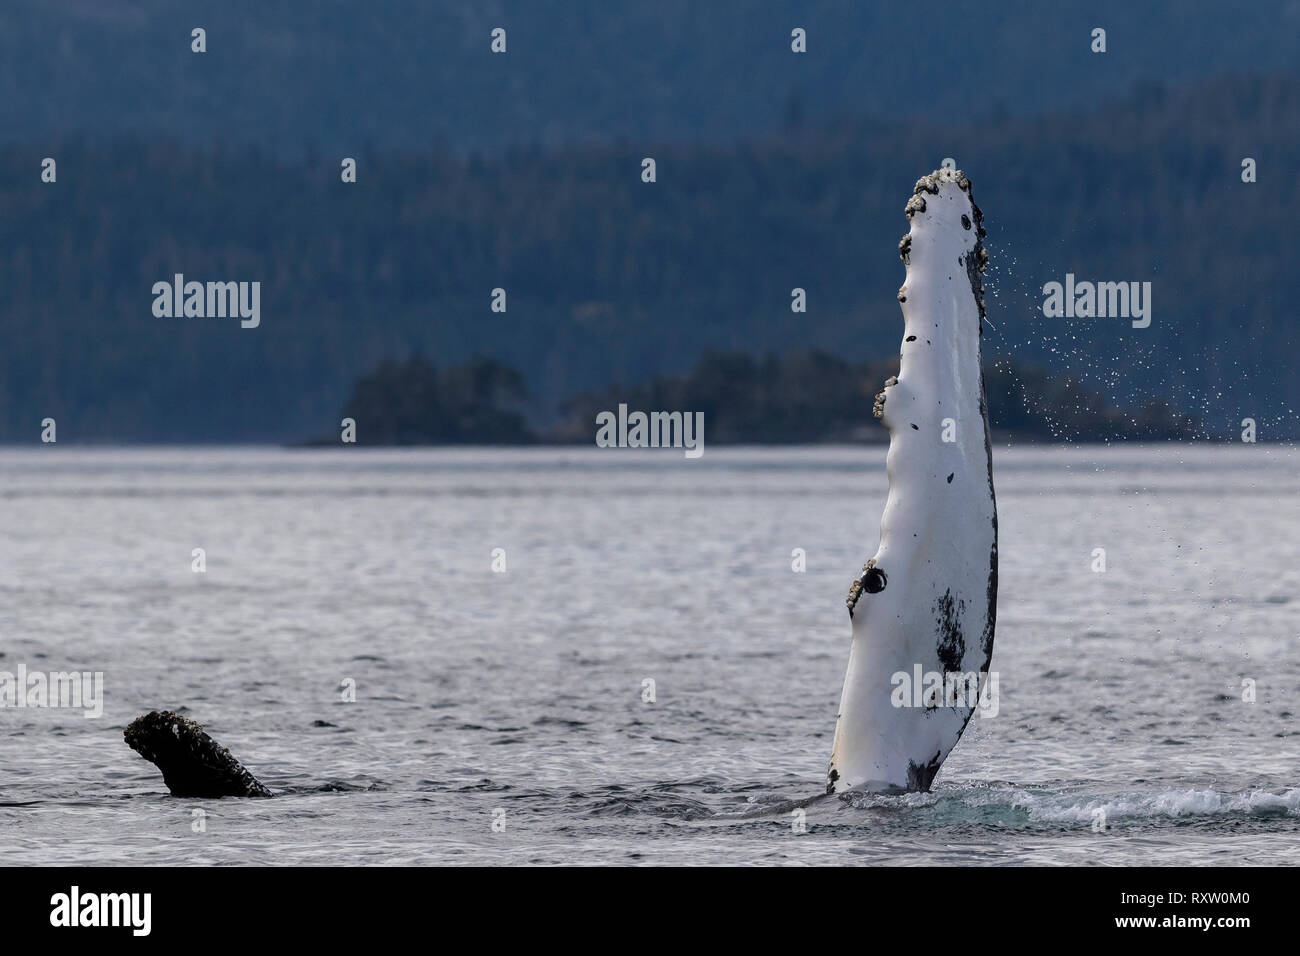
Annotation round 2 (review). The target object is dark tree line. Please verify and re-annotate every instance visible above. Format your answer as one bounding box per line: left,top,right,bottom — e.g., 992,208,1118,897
330,356,533,444
334,350,1201,445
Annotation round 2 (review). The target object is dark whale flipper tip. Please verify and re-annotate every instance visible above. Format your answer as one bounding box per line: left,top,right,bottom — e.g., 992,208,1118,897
124,710,273,798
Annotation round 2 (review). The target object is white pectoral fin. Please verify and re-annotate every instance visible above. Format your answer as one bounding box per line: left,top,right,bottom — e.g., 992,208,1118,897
828,169,997,796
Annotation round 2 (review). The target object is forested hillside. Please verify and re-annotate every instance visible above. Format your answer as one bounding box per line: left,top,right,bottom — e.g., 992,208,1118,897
0,71,1295,441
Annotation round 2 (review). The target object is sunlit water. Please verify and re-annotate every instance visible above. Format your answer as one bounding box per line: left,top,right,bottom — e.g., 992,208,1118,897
1,445,1297,865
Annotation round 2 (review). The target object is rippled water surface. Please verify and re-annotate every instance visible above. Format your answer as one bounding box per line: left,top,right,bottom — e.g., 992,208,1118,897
1,445,1297,865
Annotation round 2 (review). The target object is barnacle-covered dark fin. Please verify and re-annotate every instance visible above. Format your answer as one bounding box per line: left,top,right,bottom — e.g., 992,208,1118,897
125,710,272,798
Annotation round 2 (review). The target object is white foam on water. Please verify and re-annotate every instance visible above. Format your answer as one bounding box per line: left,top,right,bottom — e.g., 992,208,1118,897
1000,786,1300,823
841,790,941,811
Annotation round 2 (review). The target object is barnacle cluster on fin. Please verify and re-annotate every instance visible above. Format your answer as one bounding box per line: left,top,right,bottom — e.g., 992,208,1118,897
845,578,864,614
872,375,897,419
845,561,872,614
845,559,887,616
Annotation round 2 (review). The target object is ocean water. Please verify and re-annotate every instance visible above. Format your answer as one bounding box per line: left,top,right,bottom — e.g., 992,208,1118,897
1,444,1297,866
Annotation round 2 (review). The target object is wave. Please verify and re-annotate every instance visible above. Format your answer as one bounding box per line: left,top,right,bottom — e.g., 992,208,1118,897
1005,785,1300,823
834,782,1300,825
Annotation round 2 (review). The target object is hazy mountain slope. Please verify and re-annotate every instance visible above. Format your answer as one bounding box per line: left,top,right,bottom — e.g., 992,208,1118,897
2,0,1297,154
0,71,1295,441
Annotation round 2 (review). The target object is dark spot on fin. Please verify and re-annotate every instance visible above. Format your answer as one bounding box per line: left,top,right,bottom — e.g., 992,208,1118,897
947,473,954,483
906,751,943,792
933,590,966,674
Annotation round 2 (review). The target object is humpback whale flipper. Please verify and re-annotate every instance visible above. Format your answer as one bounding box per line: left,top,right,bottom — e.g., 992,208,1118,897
125,711,273,797
828,169,998,795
